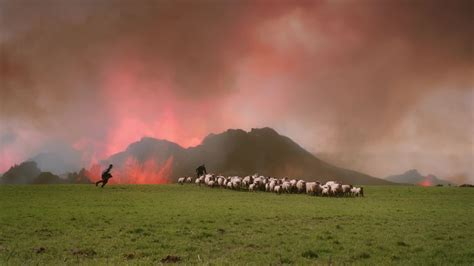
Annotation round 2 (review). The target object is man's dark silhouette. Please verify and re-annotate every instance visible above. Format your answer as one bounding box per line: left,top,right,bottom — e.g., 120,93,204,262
196,164,207,178
95,164,113,188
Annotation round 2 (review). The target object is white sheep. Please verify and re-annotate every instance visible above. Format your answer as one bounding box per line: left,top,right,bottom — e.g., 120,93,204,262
204,174,214,185
269,180,277,192
243,176,253,186
186,177,193,183
249,183,256,192
296,180,306,193
351,187,364,197
321,185,330,196
282,181,292,193
177,177,185,185
329,183,343,197
274,185,282,194
217,176,225,187
306,182,316,195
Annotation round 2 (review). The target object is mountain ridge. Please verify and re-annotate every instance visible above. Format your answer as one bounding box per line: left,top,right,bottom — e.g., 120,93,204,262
385,169,451,186
104,127,392,185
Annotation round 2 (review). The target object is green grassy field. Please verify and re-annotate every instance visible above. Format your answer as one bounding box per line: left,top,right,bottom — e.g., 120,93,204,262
0,185,473,265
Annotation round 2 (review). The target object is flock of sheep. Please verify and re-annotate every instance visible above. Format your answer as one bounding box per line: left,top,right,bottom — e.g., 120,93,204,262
177,174,364,197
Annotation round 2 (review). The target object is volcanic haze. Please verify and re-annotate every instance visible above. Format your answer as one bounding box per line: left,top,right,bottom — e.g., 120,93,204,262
1,0,473,183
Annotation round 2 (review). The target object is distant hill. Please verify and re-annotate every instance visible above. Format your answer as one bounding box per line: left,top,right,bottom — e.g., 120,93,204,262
385,169,452,186
105,127,392,185
1,160,92,185
1,161,41,184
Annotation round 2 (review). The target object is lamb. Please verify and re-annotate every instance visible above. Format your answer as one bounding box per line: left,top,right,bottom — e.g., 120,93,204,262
177,177,185,185
195,178,201,186
351,186,364,197
249,183,256,192
186,177,193,183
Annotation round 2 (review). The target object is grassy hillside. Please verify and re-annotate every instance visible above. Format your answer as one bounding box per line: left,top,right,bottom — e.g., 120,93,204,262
0,185,473,265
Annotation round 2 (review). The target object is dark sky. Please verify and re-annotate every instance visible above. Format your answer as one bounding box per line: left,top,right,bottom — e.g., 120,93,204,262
1,0,473,182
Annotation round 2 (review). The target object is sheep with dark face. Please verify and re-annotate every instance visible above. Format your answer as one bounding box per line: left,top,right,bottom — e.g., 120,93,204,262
321,185,330,196
314,182,323,196
329,183,343,197
253,177,264,188
186,177,193,183
341,184,353,196
282,181,292,193
242,176,252,188
204,174,215,185
217,176,226,187
274,185,282,194
296,180,306,193
178,177,185,185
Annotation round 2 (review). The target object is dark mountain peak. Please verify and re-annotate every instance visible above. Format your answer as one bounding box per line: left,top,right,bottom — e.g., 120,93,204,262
1,161,41,184
134,136,182,148
203,127,286,145
249,127,279,136
201,129,246,144
125,137,184,154
106,136,185,166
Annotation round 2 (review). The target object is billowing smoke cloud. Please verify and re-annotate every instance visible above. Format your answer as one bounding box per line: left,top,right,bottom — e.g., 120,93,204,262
1,0,473,182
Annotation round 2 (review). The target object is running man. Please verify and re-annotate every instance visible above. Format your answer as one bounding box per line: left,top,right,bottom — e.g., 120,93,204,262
95,164,113,188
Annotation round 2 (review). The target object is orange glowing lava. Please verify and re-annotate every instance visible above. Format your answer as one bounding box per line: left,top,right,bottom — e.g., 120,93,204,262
418,175,434,187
